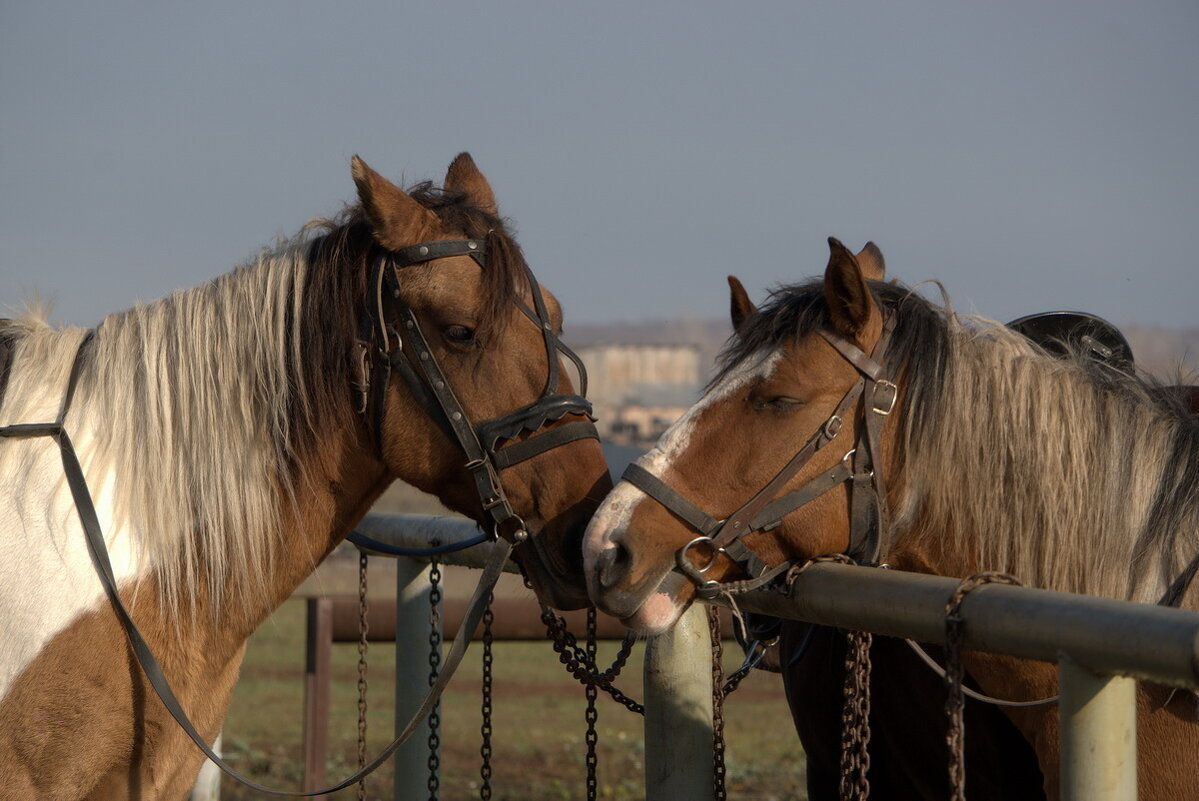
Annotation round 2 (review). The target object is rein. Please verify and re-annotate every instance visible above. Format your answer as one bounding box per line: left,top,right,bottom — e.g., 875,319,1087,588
0,235,598,796
623,314,897,601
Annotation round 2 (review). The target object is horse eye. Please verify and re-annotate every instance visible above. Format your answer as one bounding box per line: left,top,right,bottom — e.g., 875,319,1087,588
754,396,804,411
443,325,476,344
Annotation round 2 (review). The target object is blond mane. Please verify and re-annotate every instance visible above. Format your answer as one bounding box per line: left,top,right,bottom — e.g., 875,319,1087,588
0,232,349,616
894,311,1199,602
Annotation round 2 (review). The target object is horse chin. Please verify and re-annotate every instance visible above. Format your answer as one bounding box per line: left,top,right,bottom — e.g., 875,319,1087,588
518,521,590,611
620,590,688,636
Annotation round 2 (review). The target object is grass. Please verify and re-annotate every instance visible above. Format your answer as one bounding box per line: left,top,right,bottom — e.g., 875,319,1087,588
219,598,808,800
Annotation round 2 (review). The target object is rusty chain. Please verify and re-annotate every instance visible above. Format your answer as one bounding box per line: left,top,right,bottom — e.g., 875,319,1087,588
839,628,873,801
356,551,369,801
584,607,600,801
480,594,495,800
787,554,876,801
427,559,442,801
707,605,729,801
944,571,1022,801
538,604,645,714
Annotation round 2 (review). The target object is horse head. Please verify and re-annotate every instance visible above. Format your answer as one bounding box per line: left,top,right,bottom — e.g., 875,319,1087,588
584,238,895,632
345,155,610,609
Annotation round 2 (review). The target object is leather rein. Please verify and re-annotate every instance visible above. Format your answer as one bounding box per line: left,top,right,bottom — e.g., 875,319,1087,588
0,236,598,796
622,314,898,601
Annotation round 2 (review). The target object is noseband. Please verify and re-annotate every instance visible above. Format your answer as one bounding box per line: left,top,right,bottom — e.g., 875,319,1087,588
622,314,897,599
352,236,598,542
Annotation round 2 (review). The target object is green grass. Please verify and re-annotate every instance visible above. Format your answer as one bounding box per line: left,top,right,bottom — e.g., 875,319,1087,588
220,599,807,800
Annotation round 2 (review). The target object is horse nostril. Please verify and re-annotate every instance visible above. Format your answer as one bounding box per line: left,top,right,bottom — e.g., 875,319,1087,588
598,541,632,589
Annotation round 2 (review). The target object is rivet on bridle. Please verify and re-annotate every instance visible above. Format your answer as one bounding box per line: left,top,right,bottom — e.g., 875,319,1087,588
419,245,429,256
452,412,462,421
421,352,429,360
468,242,478,250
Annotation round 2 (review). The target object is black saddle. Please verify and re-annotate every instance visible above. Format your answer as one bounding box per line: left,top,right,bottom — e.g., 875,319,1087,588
1006,310,1134,372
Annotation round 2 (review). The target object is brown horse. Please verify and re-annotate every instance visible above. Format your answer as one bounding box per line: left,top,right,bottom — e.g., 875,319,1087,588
0,154,609,800
584,238,1199,800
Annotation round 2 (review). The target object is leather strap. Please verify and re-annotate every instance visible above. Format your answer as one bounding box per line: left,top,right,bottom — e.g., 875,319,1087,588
622,462,722,537
490,419,599,470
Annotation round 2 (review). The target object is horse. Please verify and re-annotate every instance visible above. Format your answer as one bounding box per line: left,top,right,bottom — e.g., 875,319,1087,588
583,237,1199,800
0,153,611,800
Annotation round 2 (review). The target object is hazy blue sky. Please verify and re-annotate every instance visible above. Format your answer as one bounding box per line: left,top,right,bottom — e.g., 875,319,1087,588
2,1,1196,330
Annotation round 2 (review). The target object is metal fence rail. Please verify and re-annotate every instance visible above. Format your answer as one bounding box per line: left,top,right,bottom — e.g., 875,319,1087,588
339,515,1199,801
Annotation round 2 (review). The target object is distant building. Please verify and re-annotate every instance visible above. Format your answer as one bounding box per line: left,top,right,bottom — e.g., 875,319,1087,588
574,344,700,443
609,383,698,445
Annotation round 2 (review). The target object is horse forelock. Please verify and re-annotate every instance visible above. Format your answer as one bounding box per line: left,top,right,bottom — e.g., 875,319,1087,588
405,183,531,340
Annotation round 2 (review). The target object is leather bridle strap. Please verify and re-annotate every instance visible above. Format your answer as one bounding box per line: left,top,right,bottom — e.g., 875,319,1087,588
623,314,897,599
391,296,524,538
358,238,598,542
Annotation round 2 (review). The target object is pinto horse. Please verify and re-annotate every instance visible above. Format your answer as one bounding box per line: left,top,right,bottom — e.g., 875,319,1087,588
584,238,1199,800
0,154,610,800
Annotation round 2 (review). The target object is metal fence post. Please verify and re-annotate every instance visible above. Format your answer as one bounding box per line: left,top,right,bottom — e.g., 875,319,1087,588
1059,656,1137,801
394,557,435,801
302,597,333,798
644,603,715,801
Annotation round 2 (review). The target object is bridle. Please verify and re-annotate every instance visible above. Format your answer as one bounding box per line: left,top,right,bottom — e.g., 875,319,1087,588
351,234,598,542
622,313,898,601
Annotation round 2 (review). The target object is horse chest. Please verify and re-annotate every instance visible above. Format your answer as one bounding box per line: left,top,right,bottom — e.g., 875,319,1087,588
0,433,145,701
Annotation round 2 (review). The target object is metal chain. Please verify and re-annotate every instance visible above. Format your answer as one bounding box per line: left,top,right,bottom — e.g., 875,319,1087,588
785,554,876,800
538,604,644,714
707,606,728,801
722,638,771,697
427,559,443,801
944,571,1022,801
356,551,369,801
839,628,873,801
480,594,495,801
584,607,600,801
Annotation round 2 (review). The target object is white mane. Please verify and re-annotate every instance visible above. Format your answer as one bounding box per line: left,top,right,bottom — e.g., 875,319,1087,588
0,236,328,616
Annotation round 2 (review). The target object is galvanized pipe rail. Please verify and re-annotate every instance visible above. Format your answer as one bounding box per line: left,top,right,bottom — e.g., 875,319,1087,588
353,515,1199,801
732,563,1199,801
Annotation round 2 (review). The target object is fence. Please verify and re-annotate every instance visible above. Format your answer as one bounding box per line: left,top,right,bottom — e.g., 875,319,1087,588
200,513,1199,800
362,514,1199,801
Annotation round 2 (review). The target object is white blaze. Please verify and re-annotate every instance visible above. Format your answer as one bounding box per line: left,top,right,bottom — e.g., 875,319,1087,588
583,349,781,627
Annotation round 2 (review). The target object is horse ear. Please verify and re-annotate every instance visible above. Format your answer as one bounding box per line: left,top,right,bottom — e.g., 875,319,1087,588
856,241,886,282
824,237,875,337
444,152,498,216
728,275,758,335
351,155,436,251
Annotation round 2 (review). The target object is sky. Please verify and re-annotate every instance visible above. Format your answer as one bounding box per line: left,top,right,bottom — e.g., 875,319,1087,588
2,1,1197,332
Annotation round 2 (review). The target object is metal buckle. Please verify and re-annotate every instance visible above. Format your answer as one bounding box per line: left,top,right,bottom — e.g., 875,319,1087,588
872,380,898,416
822,415,843,440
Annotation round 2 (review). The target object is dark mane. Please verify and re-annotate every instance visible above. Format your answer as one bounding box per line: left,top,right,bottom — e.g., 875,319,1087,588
407,181,531,342
290,183,531,441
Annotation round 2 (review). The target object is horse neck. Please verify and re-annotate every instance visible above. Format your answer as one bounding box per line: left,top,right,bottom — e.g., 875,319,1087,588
889,323,1199,603
71,236,393,640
